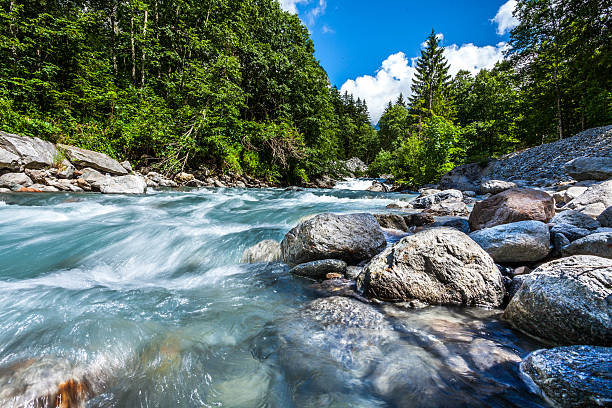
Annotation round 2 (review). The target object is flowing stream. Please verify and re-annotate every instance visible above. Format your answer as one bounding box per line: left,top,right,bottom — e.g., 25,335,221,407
0,187,547,407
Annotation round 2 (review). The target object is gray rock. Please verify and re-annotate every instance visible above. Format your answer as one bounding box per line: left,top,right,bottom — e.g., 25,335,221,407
357,228,504,307
503,255,612,345
45,178,82,192
80,167,107,189
366,181,388,192
174,172,195,184
562,232,612,259
120,160,132,172
564,180,612,217
550,223,591,242
98,175,147,194
0,172,32,188
520,346,612,408
0,131,57,169
480,179,517,195
280,213,386,266
410,189,463,209
431,217,470,234
57,144,128,175
565,156,612,181
597,206,612,228
438,162,486,192
551,210,600,230
145,171,177,187
507,275,528,300
345,157,368,173
345,266,364,280
552,186,588,206
469,221,551,263
290,259,347,279
0,187,11,193
373,213,409,231
0,147,20,170
552,232,571,257
424,201,469,216
241,240,281,263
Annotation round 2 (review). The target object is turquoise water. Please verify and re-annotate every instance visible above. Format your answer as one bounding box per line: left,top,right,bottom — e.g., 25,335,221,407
0,188,546,407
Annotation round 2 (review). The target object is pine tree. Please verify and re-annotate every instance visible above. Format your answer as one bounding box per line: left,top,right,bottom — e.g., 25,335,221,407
409,30,452,118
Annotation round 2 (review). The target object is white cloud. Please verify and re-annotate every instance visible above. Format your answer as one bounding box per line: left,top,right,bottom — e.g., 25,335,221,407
340,41,509,123
278,0,310,14
493,0,519,35
322,24,335,34
307,0,327,24
278,0,326,24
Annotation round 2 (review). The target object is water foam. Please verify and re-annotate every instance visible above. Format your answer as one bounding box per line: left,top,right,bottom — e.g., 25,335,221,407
334,178,374,190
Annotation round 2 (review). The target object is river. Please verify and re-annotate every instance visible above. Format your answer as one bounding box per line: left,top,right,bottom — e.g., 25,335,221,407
0,186,547,407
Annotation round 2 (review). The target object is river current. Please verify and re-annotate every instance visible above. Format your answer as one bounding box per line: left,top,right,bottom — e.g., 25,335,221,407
0,186,548,407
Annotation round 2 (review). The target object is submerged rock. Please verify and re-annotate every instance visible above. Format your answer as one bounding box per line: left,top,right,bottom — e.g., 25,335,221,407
280,213,386,266
357,228,505,307
503,255,612,345
290,259,347,279
520,346,612,408
241,240,282,263
469,221,551,263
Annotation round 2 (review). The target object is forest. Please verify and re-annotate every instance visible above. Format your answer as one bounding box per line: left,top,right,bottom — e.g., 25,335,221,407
0,0,610,185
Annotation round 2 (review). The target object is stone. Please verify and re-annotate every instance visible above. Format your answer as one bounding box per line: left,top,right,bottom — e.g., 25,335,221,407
430,217,470,234
552,232,571,257
17,186,42,193
520,346,612,408
25,168,51,184
480,179,517,195
120,160,132,172
565,156,612,181
76,178,91,191
366,181,388,192
564,180,612,217
551,210,600,230
0,131,57,169
438,162,486,192
45,178,83,192
290,259,347,279
240,240,281,263
345,266,364,280
513,266,532,276
280,213,386,266
0,172,32,188
469,221,551,263
507,275,528,300
345,157,368,173
552,186,588,206
404,212,435,227
325,272,344,280
503,255,612,345
597,206,612,228
0,187,10,193
423,201,469,216
357,228,504,306
562,232,612,259
373,213,408,231
98,175,147,194
550,223,591,242
57,144,128,175
469,188,555,231
79,167,107,189
0,147,20,170
174,172,195,184
410,189,463,209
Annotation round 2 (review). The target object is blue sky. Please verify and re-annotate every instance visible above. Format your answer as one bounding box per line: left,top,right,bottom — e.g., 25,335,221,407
279,0,519,122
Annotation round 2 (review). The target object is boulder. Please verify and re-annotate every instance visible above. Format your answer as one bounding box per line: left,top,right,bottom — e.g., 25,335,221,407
0,147,20,170
597,206,612,227
357,228,504,306
45,178,82,192
552,186,588,206
551,210,600,230
551,232,571,257
120,160,132,172
404,212,435,227
564,180,612,217
410,189,463,209
345,157,368,173
469,221,551,263
562,232,612,259
373,213,409,231
57,144,128,175
366,181,388,192
98,175,147,194
79,167,107,189
174,172,195,184
438,162,486,192
431,217,471,234
240,240,281,263
480,180,517,195
520,346,612,408
0,172,32,188
565,156,612,181
0,131,57,169
550,223,591,242
503,255,612,345
423,201,469,216
280,213,386,266
290,259,347,279
469,188,555,231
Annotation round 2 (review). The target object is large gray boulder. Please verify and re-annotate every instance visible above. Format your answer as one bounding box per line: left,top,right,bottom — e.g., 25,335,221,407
564,180,612,217
0,131,58,169
0,172,32,188
58,144,128,175
240,240,281,263
562,232,612,259
550,223,590,242
280,213,386,266
98,175,146,194
438,162,486,192
480,180,517,195
357,228,505,307
410,189,463,209
503,255,612,345
469,221,550,263
565,156,612,181
551,210,600,230
520,346,612,408
597,206,612,227
0,147,20,170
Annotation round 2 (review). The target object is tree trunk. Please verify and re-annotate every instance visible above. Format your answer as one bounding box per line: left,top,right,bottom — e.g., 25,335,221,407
111,4,118,76
141,9,148,87
130,13,136,83
549,1,564,139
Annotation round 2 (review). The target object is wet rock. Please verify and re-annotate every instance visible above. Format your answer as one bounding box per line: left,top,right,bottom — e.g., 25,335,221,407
98,174,147,194
58,144,128,176
280,213,386,266
241,240,281,263
550,223,590,242
410,189,463,209
367,181,389,192
0,131,58,169
503,255,612,345
520,346,612,408
562,232,612,259
597,206,612,227
373,213,409,231
357,228,504,306
565,156,612,181
564,180,612,217
480,179,517,195
469,188,555,231
0,187,11,193
469,221,550,263
551,210,600,230
0,172,32,188
290,259,347,279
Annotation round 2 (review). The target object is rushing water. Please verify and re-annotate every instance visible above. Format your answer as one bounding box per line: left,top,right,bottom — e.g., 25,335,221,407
0,187,548,407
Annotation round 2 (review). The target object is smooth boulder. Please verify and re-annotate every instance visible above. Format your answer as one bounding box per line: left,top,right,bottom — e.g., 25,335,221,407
550,223,590,242
58,144,128,176
410,189,463,209
280,213,386,266
562,232,612,259
290,259,347,279
469,188,555,231
503,255,612,345
520,346,612,408
0,172,32,188
564,180,612,217
469,221,550,263
357,228,504,307
565,156,612,181
0,147,20,170
0,131,58,169
241,240,281,263
98,175,147,194
551,210,600,230
480,180,517,195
